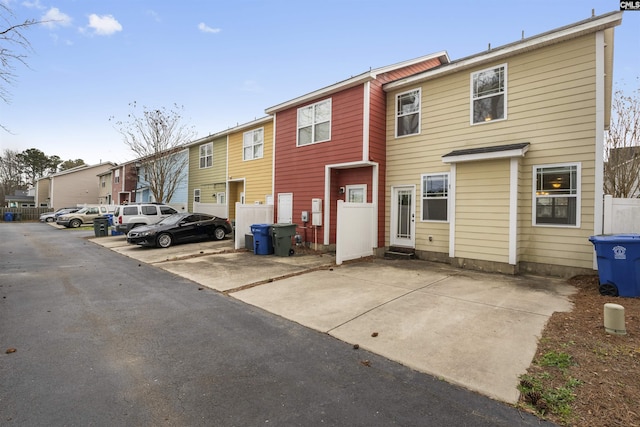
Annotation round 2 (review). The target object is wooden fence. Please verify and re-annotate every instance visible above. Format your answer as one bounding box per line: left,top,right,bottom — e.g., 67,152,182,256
0,207,52,221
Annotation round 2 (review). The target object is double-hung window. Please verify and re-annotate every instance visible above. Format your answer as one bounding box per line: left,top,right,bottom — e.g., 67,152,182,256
396,88,421,137
199,143,213,168
193,189,200,203
297,99,331,146
471,64,506,124
421,173,449,221
243,128,264,160
114,169,120,184
534,163,580,226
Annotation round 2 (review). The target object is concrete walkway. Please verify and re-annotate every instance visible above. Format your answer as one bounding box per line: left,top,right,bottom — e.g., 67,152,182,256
90,234,575,403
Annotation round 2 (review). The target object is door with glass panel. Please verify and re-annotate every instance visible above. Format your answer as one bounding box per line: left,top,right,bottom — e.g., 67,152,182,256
390,186,415,247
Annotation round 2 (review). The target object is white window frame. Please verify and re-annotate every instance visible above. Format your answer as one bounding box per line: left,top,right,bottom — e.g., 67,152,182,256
420,173,449,222
243,128,264,161
470,64,507,125
193,188,200,203
346,184,367,203
114,169,120,184
297,98,331,147
216,192,226,205
199,143,213,169
395,88,421,138
532,163,581,228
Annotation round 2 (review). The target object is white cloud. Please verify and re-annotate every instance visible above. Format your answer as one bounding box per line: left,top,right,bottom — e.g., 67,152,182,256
21,0,45,10
198,22,221,34
241,80,263,93
147,9,161,23
42,7,72,29
87,14,122,36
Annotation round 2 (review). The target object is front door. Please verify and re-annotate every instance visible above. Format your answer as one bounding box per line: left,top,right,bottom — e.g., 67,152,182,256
391,186,415,248
277,193,293,224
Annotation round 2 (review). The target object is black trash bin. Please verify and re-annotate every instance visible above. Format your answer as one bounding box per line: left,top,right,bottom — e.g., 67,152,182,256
93,217,109,237
589,234,640,297
13,212,22,221
271,223,298,256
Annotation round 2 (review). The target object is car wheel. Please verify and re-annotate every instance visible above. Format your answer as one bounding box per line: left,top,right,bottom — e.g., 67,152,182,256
213,227,226,240
69,219,82,228
46,217,54,222
157,233,173,248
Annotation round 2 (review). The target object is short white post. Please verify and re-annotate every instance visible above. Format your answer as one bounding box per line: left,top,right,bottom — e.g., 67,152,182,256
604,303,626,335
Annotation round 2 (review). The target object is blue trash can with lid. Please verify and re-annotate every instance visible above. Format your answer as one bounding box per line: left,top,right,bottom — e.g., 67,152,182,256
3,212,13,221
250,223,273,255
589,234,640,297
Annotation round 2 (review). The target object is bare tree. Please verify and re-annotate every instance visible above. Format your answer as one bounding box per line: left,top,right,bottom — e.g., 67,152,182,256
0,148,24,205
1,4,40,132
111,103,196,203
604,85,640,198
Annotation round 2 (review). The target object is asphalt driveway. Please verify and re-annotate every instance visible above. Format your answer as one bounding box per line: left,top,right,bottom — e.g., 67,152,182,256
91,233,574,403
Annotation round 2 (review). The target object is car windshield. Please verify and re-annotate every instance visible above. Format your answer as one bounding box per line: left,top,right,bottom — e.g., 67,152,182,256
157,214,185,226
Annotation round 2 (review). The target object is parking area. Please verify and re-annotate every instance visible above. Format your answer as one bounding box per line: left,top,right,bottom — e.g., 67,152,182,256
90,233,574,403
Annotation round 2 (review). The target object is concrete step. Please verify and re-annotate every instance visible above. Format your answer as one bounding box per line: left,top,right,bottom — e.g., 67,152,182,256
384,250,415,260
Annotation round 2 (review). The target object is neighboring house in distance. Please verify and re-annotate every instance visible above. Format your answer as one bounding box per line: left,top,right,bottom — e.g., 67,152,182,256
43,162,116,209
4,189,34,207
187,133,228,218
134,148,189,212
226,116,274,220
110,161,138,205
265,52,448,249
97,170,113,205
383,11,622,277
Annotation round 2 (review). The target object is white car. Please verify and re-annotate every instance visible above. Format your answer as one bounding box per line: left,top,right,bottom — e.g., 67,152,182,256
113,203,178,234
39,208,78,223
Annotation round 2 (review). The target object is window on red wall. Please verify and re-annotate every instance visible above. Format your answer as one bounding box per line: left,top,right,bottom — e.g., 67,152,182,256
297,99,331,146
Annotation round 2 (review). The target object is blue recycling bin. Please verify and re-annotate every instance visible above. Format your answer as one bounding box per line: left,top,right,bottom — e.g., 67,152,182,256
589,234,640,297
3,212,13,221
250,224,273,255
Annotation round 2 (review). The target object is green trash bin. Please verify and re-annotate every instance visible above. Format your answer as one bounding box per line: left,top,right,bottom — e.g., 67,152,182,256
93,217,109,237
271,223,298,256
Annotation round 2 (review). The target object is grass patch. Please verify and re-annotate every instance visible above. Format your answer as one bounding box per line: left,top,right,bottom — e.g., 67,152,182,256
518,350,581,424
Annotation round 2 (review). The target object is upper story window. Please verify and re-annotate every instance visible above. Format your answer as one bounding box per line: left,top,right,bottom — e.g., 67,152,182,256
297,99,331,146
471,64,506,124
100,176,106,188
534,163,580,227
193,189,201,203
200,143,213,168
243,128,264,160
396,88,421,137
421,173,449,221
114,169,120,184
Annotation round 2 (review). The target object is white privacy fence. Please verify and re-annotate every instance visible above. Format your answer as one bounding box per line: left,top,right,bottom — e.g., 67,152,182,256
234,203,274,250
603,195,640,234
336,200,376,265
193,202,227,219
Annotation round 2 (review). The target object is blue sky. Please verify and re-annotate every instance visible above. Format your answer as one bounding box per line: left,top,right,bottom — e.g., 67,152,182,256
1,0,638,166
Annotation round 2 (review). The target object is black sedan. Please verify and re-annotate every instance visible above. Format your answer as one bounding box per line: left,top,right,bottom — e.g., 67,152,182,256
126,213,233,248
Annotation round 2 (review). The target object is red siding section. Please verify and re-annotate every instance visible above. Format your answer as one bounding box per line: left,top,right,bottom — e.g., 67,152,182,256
274,56,444,246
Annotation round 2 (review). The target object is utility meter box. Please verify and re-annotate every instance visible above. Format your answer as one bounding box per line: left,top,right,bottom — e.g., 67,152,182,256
311,198,322,226
301,211,309,222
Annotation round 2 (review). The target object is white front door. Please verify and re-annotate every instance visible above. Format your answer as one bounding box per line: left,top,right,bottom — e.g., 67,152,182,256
277,193,293,223
391,185,415,248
